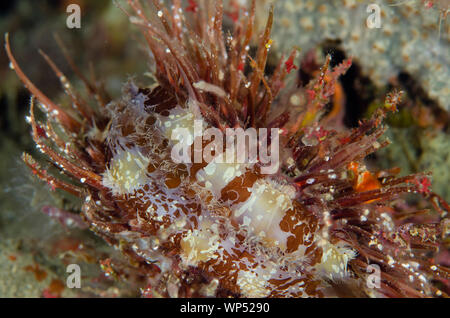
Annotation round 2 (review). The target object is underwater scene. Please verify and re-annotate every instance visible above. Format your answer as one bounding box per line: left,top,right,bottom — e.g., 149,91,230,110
0,0,449,299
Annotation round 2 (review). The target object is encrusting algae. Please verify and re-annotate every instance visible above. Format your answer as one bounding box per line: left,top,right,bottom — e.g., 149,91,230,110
5,0,449,297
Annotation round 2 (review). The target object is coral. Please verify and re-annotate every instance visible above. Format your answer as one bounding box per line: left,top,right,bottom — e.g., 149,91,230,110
376,128,450,202
419,131,450,200
6,0,449,297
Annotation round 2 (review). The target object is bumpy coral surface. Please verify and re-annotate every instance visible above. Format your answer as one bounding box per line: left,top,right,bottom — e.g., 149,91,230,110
6,0,449,297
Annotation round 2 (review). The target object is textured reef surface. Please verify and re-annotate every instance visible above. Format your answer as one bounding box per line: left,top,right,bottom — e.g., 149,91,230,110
1,0,449,297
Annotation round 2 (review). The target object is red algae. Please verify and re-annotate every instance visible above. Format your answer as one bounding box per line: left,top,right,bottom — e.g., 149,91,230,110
42,279,65,298
24,263,48,282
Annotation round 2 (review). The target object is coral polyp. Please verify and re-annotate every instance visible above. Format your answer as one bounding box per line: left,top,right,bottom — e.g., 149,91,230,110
6,0,449,297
